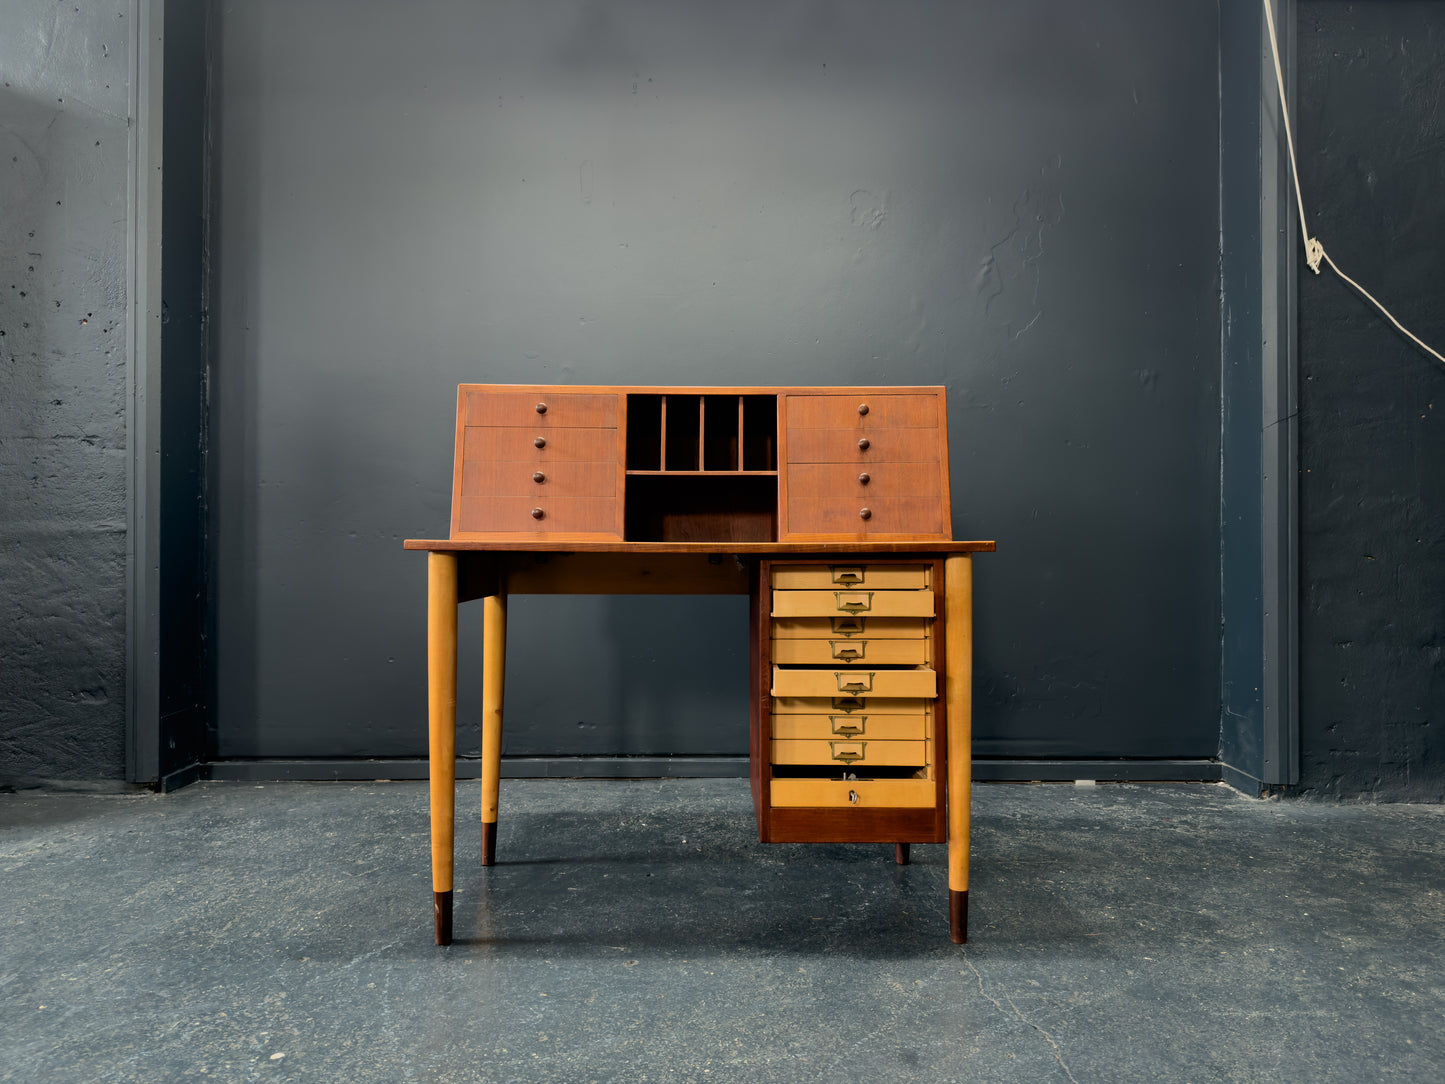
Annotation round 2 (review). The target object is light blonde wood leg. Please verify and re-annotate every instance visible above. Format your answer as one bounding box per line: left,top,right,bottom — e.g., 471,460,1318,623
480,593,507,866
427,552,459,945
944,554,974,943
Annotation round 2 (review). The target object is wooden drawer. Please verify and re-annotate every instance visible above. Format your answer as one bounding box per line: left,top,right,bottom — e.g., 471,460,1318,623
784,496,949,539
462,425,617,463
771,637,929,666
772,738,928,767
462,390,618,429
784,426,942,464
771,588,935,618
456,496,618,535
771,665,936,698
772,616,928,640
771,564,930,590
771,695,933,715
785,393,942,429
771,712,928,740
786,462,942,498
461,459,617,498
770,778,935,808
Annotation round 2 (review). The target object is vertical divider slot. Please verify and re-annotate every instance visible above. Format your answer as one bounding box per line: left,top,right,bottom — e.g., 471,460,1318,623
743,394,779,471
626,394,663,471
703,395,740,471
664,394,702,471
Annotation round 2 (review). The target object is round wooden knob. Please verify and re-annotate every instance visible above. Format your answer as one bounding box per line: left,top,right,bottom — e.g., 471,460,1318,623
536,402,547,414
858,472,870,485
859,507,871,520
857,403,869,416
531,507,544,519
534,437,546,448
857,438,870,451
533,471,545,484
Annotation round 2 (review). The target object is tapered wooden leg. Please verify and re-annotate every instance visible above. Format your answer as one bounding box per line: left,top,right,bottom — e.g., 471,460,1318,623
480,593,507,866
428,552,459,946
944,555,974,944
895,843,910,866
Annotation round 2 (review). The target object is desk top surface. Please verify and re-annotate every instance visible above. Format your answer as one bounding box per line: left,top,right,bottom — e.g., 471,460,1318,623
404,539,994,553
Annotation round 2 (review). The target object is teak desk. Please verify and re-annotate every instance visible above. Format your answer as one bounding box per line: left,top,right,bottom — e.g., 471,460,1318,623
405,385,993,945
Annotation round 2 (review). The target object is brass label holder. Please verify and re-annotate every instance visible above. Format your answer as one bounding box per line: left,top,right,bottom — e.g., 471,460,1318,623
833,591,873,613
830,714,866,736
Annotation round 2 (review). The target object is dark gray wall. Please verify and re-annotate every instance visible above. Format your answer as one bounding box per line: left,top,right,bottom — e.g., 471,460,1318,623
208,0,1223,765
1296,1,1445,800
0,3,133,788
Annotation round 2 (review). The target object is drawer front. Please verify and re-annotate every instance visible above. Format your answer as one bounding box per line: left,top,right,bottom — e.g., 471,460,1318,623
772,738,928,768
784,426,942,465
771,713,928,740
462,425,617,463
770,778,936,808
771,616,928,640
457,496,619,535
783,496,949,539
785,393,942,429
771,638,929,666
786,462,942,499
771,564,930,590
771,588,935,618
771,695,933,715
770,665,937,699
462,390,619,429
461,459,617,498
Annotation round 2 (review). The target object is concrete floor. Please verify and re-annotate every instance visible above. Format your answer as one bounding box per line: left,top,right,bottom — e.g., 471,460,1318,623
2,779,1443,1083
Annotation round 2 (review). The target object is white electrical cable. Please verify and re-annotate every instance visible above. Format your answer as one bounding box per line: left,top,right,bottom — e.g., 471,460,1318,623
1262,0,1445,367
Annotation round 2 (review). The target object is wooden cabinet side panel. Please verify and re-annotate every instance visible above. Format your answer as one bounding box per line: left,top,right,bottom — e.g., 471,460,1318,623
751,561,772,839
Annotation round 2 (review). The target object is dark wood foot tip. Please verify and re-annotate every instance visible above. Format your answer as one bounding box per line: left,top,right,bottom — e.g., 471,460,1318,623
482,821,497,866
949,889,969,944
894,843,911,866
434,890,453,945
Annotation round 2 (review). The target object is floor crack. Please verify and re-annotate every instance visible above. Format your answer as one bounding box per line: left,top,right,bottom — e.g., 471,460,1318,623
964,950,1079,1084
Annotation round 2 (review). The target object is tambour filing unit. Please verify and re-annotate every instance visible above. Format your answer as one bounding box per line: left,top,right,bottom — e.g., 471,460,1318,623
406,385,993,945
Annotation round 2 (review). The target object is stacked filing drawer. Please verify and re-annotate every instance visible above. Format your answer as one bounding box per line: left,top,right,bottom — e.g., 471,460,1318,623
761,561,946,837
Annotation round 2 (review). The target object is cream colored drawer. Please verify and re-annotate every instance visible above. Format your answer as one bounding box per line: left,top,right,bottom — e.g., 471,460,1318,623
772,738,928,768
771,637,929,666
771,713,927,741
771,696,929,715
771,616,928,640
771,564,930,590
770,665,936,698
771,589,935,618
770,778,936,808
